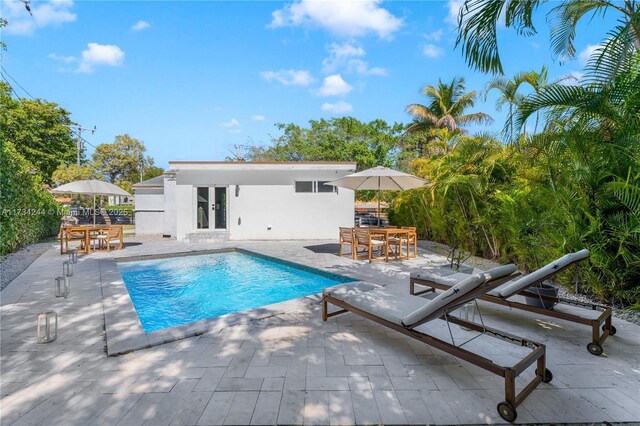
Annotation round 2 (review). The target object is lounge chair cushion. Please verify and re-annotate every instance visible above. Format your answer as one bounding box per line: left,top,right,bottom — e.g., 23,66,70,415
323,281,385,298
410,270,474,287
495,249,590,299
342,287,427,325
402,264,517,328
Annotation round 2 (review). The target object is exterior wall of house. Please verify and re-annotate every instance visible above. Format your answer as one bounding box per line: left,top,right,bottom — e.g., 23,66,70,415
136,163,356,241
134,187,164,234
175,184,195,240
163,179,177,237
228,184,353,240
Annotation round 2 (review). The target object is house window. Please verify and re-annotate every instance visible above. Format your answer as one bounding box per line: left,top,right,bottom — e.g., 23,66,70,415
295,181,314,193
295,181,337,193
317,181,336,193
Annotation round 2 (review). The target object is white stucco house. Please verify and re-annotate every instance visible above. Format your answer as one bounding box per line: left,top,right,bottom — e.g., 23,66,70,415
133,161,356,242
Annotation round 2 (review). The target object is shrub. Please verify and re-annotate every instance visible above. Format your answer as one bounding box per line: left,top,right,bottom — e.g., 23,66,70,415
0,141,62,254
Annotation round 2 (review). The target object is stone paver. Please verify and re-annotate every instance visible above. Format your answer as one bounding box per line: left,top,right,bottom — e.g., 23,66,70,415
1,238,639,425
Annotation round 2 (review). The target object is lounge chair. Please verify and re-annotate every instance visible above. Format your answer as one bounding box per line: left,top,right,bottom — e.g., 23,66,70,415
322,264,551,422
409,249,615,356
338,227,355,259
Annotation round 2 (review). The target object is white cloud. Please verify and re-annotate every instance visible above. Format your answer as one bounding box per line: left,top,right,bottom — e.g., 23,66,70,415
424,29,443,41
268,0,403,39
321,101,353,115
579,44,599,65
422,44,444,58
48,53,76,63
77,43,125,73
322,42,365,72
446,0,464,26
2,0,77,35
322,42,386,76
316,74,353,97
132,20,151,31
252,115,266,121
346,59,387,76
219,118,241,128
261,69,314,86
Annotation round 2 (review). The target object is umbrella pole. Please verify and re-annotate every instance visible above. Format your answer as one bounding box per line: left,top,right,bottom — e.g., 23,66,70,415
378,176,381,227
93,194,96,225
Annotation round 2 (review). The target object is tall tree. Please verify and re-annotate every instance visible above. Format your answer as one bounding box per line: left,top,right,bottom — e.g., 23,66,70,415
92,134,155,184
252,117,403,171
0,82,76,183
405,77,492,154
51,163,99,186
456,0,640,76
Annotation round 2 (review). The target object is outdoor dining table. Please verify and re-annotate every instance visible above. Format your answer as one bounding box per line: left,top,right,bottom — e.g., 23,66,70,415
368,227,414,261
60,225,111,255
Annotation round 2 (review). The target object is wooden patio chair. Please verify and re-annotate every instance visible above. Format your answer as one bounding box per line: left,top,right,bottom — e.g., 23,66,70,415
94,225,123,252
338,227,355,258
353,228,386,262
409,249,615,356
322,264,551,422
59,217,84,254
401,226,418,258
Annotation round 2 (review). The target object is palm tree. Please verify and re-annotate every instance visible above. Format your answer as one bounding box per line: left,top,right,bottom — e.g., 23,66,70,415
455,0,639,75
405,77,492,154
485,66,554,140
483,73,528,141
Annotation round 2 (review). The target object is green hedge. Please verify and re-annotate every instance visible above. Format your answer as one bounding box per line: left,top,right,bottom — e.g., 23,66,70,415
0,141,62,254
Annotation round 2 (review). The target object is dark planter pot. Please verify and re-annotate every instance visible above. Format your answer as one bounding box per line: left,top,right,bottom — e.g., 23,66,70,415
524,283,559,310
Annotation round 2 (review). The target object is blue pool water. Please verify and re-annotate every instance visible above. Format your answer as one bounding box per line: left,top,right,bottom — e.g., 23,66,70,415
117,251,353,332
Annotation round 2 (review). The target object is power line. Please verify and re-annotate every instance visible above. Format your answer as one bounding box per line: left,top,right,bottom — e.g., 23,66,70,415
1,71,100,166
1,66,34,99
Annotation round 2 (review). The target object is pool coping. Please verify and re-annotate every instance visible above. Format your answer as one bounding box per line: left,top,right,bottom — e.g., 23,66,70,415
100,248,357,356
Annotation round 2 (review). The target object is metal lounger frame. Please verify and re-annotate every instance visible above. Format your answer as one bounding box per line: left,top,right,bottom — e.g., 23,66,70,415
322,288,549,422
409,260,614,356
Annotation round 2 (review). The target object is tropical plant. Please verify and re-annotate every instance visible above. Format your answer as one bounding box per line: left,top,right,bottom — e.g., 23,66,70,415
455,0,640,75
513,50,640,305
405,77,492,155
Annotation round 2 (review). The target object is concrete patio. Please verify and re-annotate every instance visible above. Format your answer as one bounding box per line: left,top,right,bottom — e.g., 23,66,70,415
1,238,639,425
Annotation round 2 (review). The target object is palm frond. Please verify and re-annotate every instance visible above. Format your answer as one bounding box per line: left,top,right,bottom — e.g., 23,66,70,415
548,0,610,61
456,0,542,74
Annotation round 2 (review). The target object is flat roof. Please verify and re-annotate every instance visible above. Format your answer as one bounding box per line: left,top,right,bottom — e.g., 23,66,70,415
169,161,356,164
167,161,357,171
132,175,165,189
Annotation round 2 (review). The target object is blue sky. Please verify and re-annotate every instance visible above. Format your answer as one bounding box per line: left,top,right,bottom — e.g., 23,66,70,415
1,0,616,169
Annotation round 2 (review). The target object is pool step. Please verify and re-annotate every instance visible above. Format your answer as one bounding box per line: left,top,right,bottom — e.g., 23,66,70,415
183,230,230,243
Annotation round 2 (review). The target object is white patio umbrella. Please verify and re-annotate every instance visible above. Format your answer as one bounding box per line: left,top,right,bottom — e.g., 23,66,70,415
326,166,427,226
51,180,131,224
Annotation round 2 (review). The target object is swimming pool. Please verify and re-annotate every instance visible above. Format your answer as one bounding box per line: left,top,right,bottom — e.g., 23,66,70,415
117,251,353,332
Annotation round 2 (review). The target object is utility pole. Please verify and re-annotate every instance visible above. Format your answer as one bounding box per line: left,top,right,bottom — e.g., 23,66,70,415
139,153,144,182
76,125,96,165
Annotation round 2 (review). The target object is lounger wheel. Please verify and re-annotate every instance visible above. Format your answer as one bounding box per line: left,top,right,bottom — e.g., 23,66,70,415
536,368,553,383
497,401,517,422
602,324,616,336
587,342,604,356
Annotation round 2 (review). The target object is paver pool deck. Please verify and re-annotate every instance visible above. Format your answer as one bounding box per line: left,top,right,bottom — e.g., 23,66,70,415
1,238,639,425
